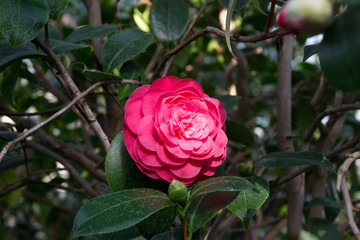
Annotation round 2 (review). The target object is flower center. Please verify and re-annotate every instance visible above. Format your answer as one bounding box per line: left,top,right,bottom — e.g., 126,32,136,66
171,108,206,138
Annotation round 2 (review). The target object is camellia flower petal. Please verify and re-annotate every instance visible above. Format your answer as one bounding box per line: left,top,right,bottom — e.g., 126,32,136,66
123,76,228,186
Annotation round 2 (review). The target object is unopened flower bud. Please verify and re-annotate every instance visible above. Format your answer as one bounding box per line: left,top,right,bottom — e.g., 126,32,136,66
237,163,252,177
168,180,188,203
276,0,333,36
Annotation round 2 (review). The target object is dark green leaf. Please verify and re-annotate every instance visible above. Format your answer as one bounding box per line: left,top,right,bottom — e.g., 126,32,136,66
309,218,342,240
307,197,343,209
72,62,122,83
0,39,46,71
0,0,48,46
255,151,336,171
47,0,69,19
303,44,319,62
1,61,21,107
319,6,360,92
105,131,168,192
86,227,141,240
225,0,237,58
73,188,175,237
50,39,89,54
102,28,154,72
0,156,38,171
65,24,118,43
216,95,241,114
150,0,189,45
225,120,255,147
151,225,200,240
136,206,176,239
227,176,269,229
186,176,254,233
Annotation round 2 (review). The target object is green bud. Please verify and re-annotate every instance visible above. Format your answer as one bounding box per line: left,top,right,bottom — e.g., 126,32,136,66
168,180,188,203
237,163,252,177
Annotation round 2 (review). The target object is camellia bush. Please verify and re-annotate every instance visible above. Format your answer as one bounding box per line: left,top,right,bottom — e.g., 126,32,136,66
0,0,360,239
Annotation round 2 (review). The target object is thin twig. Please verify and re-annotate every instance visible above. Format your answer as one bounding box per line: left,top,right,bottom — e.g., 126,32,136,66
336,151,360,239
32,37,111,151
263,0,277,33
0,105,64,116
150,27,289,82
0,79,141,164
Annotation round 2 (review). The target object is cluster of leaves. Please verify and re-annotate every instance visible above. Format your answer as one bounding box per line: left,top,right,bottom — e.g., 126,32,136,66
0,0,360,239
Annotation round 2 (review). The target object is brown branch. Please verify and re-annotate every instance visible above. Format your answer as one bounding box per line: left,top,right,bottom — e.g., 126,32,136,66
32,37,111,151
150,27,289,82
263,0,276,33
337,151,360,239
0,79,141,164
0,105,64,116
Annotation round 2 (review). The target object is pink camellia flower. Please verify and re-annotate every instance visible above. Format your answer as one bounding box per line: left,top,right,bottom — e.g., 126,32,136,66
123,76,227,186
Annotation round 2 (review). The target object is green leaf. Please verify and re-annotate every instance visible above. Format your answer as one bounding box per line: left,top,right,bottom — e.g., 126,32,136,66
0,0,49,46
1,61,21,107
151,225,201,240
251,0,266,15
136,206,176,239
72,62,122,82
102,28,154,72
150,0,189,45
227,176,269,229
309,218,342,240
47,0,69,19
225,0,237,58
225,120,255,147
118,61,145,100
50,39,89,54
105,131,168,192
186,176,254,233
216,95,241,114
319,6,360,92
255,151,336,171
303,44,319,62
73,188,175,237
86,227,141,240
0,39,46,71
65,24,118,43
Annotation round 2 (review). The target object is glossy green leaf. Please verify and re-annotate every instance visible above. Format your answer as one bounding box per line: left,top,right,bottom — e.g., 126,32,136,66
136,206,176,239
86,227,141,240
216,95,241,114
303,44,319,62
65,24,118,43
225,0,237,58
309,218,342,240
50,39,89,54
72,62,122,83
0,39,46,71
0,0,48,46
150,0,189,45
186,176,254,233
105,131,168,192
73,188,175,237
319,6,360,92
1,61,21,107
225,120,255,147
227,176,269,229
102,28,154,72
47,0,69,19
255,151,335,171
251,0,266,15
